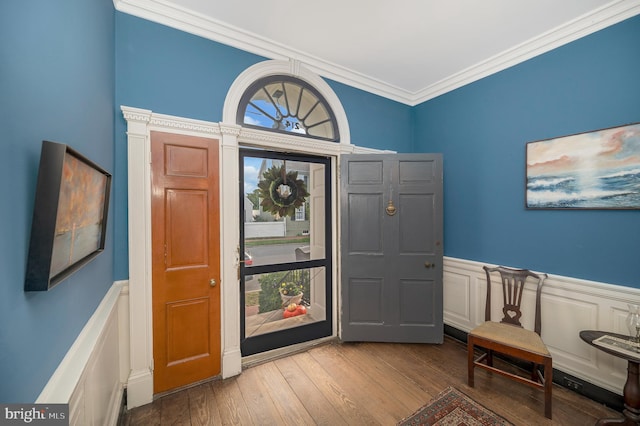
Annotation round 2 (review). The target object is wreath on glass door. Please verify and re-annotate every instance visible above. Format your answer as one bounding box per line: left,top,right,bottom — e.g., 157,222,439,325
258,164,309,218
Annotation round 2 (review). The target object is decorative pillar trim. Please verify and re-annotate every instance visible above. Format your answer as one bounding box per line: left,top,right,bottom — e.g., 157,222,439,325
219,128,242,378
121,106,154,408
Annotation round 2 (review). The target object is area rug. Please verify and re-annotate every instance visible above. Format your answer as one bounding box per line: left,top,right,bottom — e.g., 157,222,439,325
397,386,513,425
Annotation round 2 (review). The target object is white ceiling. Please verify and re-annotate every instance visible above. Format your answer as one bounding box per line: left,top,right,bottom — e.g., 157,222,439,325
114,0,640,105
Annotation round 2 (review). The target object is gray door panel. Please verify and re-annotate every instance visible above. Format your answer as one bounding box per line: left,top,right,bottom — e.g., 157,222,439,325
341,154,443,343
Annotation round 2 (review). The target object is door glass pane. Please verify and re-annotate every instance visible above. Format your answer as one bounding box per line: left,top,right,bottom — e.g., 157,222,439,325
245,266,327,338
238,76,339,141
242,153,329,346
243,157,325,266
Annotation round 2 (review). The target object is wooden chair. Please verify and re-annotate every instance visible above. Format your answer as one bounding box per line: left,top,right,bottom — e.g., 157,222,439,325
467,266,552,419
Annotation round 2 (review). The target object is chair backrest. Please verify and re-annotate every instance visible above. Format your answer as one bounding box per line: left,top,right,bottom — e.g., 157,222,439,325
483,266,548,335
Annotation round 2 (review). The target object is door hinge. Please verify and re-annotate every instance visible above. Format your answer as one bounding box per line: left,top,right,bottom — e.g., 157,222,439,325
164,244,167,265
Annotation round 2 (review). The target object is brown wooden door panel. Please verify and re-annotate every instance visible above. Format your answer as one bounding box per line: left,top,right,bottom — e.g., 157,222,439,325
151,131,221,394
166,298,210,364
166,189,209,268
163,269,209,305
164,144,209,178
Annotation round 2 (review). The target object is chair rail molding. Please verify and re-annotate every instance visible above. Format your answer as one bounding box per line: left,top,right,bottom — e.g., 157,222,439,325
443,256,640,395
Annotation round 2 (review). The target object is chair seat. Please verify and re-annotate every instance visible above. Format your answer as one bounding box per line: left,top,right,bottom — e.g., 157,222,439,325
470,321,550,356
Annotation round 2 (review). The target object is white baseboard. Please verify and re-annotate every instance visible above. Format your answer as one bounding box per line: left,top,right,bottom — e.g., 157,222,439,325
222,348,242,379
37,281,127,426
125,369,154,409
443,257,640,395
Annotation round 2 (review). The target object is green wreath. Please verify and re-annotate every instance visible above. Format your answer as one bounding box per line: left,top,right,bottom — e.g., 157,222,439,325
258,165,309,217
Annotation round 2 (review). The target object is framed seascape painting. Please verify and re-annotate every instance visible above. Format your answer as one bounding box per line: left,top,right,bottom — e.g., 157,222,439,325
526,122,640,209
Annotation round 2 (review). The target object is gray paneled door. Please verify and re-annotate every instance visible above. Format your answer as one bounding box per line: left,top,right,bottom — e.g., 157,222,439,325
340,154,443,343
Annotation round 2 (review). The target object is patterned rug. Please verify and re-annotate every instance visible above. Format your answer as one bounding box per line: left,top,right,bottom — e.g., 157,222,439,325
397,386,513,425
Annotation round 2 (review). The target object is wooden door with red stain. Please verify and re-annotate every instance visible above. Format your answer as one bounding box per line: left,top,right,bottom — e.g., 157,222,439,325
151,131,220,394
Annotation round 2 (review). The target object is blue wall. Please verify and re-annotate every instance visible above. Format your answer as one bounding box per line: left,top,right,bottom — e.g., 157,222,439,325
113,13,414,278
414,15,640,287
3,1,636,404
327,79,414,152
0,1,115,402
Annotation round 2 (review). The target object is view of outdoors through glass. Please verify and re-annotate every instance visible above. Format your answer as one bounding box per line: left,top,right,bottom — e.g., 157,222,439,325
240,76,338,141
243,155,327,338
244,267,326,337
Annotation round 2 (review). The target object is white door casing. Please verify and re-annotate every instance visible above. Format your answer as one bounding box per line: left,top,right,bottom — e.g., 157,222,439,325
123,59,386,408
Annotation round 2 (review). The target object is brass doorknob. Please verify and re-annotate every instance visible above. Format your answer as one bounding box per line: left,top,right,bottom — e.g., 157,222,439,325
210,279,217,287
424,262,434,268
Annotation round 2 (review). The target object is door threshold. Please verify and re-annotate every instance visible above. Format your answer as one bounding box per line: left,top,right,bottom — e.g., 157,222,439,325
152,374,221,401
242,336,338,369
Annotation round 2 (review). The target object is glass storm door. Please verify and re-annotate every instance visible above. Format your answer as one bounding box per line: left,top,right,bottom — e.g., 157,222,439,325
240,149,332,356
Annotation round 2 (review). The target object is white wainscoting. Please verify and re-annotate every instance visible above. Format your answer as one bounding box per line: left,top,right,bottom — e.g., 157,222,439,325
444,257,640,395
37,281,128,426
35,257,640,423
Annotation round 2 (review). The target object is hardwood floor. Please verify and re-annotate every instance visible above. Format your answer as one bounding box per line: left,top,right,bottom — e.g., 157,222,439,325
120,336,621,425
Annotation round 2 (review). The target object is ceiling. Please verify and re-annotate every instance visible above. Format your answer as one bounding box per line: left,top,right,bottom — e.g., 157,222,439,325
114,0,640,105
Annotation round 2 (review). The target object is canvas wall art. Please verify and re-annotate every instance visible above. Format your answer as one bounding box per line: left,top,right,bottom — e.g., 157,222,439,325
526,122,640,209
25,141,111,291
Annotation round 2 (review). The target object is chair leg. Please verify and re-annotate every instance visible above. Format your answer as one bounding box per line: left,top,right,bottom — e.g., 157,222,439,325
544,358,553,419
467,340,475,387
487,349,493,367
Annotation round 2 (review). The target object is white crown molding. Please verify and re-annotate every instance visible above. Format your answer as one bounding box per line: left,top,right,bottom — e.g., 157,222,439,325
413,0,640,104
114,0,640,106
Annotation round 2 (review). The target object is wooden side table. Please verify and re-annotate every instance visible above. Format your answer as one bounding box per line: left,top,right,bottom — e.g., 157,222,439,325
580,330,640,425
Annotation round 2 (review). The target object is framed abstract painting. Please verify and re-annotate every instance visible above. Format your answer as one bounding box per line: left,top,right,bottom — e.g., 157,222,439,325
526,122,640,209
25,141,112,291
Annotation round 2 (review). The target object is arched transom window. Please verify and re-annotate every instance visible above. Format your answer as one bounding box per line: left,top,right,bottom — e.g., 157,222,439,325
237,75,339,142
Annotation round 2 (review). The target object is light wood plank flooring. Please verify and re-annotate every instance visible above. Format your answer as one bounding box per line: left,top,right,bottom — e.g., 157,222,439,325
120,336,621,425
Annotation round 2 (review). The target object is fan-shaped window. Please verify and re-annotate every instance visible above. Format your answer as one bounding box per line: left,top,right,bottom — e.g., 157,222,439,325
237,75,339,142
